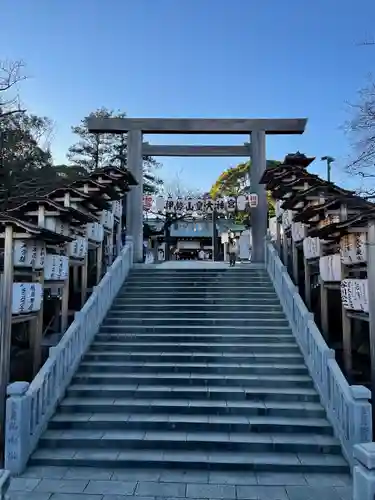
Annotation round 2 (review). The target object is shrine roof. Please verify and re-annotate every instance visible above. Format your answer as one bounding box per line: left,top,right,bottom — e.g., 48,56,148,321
307,206,375,240
281,184,354,211
0,214,73,243
294,194,373,224
92,166,137,186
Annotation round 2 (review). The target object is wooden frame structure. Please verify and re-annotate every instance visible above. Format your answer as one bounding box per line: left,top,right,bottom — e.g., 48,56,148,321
261,154,375,393
0,165,137,446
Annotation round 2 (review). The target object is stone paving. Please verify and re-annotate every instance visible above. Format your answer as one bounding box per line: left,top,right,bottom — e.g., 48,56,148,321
7,467,352,500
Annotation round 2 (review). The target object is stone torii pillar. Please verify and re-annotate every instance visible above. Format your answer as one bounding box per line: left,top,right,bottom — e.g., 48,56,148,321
250,130,267,263
126,130,144,262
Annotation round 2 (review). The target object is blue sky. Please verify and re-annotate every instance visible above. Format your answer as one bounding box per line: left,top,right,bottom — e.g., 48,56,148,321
2,0,375,192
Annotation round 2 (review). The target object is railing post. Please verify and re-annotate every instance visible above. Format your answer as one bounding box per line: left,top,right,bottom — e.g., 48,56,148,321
353,443,375,499
5,382,31,474
351,386,373,446
0,470,10,500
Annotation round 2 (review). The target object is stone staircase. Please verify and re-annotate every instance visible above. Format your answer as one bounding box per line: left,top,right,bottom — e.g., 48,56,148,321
29,266,348,473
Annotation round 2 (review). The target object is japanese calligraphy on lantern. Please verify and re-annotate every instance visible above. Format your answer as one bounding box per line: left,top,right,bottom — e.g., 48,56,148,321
291,222,306,242
340,233,367,265
143,195,153,212
100,210,114,229
12,283,43,314
68,237,88,259
13,241,46,269
282,210,293,230
319,254,342,282
303,237,320,260
111,200,122,217
44,255,69,281
341,279,369,313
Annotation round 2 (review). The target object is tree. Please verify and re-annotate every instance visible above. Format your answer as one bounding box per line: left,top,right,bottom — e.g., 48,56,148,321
345,79,375,194
209,161,278,218
67,107,163,193
0,60,27,120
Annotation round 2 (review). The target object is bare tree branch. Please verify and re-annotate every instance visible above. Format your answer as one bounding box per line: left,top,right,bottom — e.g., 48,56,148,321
0,60,27,121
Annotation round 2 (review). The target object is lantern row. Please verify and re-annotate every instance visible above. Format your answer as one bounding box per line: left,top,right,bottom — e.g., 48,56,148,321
143,194,259,214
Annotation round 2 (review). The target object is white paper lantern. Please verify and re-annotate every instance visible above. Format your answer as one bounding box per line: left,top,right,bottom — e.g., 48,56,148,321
175,197,184,215
155,196,165,213
248,194,259,208
13,240,46,269
303,237,320,260
165,196,175,213
194,198,204,213
341,279,369,313
215,198,226,214
319,254,341,282
291,222,306,242
204,198,214,214
100,210,114,229
275,200,284,218
44,255,69,281
236,195,247,211
226,197,236,213
12,283,43,314
340,233,367,265
282,210,292,230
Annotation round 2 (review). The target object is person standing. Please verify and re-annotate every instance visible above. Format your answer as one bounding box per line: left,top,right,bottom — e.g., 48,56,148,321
228,237,238,267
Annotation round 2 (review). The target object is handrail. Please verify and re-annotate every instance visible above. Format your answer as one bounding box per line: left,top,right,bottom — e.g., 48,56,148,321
4,240,134,474
265,240,372,466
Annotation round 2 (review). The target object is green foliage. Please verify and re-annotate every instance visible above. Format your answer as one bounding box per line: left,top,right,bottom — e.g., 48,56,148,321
68,107,163,193
209,160,278,219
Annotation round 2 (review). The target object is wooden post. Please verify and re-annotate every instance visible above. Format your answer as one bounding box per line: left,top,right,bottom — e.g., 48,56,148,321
282,229,288,266
96,243,103,284
0,225,14,446
340,204,352,380
304,257,312,309
116,220,122,257
60,275,69,333
276,219,281,255
30,270,45,377
292,241,299,285
81,253,88,306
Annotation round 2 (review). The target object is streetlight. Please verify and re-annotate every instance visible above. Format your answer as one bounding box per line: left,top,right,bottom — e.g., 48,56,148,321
321,156,335,183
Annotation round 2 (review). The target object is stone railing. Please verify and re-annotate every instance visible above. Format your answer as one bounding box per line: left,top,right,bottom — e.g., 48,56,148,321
4,240,134,474
265,241,372,466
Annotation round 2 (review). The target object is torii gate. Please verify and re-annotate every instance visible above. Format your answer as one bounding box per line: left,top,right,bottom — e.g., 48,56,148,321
87,118,307,263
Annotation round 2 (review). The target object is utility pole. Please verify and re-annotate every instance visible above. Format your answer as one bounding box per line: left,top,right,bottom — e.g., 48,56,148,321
321,156,335,183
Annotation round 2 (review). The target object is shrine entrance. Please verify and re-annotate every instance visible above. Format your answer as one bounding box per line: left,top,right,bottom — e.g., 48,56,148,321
88,118,307,263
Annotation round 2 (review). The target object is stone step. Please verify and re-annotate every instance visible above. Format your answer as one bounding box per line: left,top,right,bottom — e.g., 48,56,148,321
89,341,300,353
48,412,333,435
102,318,290,327
121,286,276,294
66,384,320,402
118,290,277,296
29,447,349,473
78,361,308,375
116,296,279,304
39,429,341,455
95,333,294,343
84,351,304,364
130,270,268,276
59,397,326,418
106,310,285,319
110,303,284,312
72,372,314,389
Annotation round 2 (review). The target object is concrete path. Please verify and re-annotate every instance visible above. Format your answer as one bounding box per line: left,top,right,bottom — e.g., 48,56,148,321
7,467,352,500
